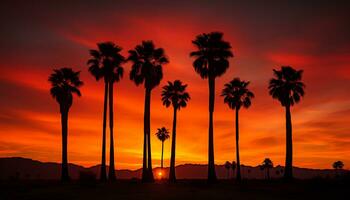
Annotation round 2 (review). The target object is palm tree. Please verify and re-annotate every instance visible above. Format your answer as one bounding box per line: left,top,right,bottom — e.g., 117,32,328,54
155,127,170,169
49,68,83,181
333,161,344,170
268,66,305,180
128,40,169,182
262,158,274,180
161,80,190,182
190,32,233,182
333,161,344,177
224,161,231,179
88,42,125,181
231,161,236,179
221,78,254,181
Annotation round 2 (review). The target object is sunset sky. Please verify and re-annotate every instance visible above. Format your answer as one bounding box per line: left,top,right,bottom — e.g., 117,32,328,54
0,0,349,170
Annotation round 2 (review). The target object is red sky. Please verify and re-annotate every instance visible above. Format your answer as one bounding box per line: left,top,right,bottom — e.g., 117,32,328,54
0,0,349,169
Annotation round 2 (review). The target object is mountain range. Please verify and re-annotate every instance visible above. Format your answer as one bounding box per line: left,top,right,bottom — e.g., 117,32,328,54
0,157,346,180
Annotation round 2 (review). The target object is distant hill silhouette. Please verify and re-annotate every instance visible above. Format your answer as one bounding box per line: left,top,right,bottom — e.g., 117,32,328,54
0,157,347,180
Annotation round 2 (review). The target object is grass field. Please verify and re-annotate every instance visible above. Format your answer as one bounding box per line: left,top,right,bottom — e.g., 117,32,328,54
2,179,349,200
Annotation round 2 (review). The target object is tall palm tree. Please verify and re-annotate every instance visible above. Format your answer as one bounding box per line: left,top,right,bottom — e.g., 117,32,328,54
190,32,233,182
88,42,125,181
224,161,231,179
128,40,169,182
262,158,274,180
268,66,305,180
221,78,254,181
231,161,236,179
49,68,83,181
155,127,170,169
161,80,190,182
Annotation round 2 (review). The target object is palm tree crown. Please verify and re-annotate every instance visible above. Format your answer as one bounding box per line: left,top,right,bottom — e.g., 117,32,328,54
222,78,254,110
262,158,274,169
231,161,237,170
88,42,125,83
225,161,231,169
128,40,168,89
190,32,233,79
333,161,344,169
268,66,305,107
161,80,190,110
49,67,83,110
155,127,170,142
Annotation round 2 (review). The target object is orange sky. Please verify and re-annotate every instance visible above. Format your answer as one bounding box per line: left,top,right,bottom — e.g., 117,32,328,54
0,0,349,170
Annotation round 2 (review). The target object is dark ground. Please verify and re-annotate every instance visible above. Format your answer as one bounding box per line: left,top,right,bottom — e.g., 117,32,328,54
1,179,349,200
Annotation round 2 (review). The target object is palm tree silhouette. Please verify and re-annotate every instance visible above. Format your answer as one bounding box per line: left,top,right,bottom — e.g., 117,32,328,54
224,161,231,179
333,161,344,170
128,41,169,182
88,42,125,181
161,80,190,182
261,158,273,180
155,127,170,169
48,68,83,181
268,66,305,180
333,161,344,177
221,78,254,181
190,32,233,182
231,161,236,179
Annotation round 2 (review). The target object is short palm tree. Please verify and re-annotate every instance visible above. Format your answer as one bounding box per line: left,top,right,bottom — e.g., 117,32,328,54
88,42,125,181
222,78,254,181
49,68,83,181
155,127,170,169
262,158,274,180
231,161,236,179
333,161,344,177
333,161,344,170
128,41,169,182
268,66,305,180
224,161,231,179
161,80,190,182
190,32,233,182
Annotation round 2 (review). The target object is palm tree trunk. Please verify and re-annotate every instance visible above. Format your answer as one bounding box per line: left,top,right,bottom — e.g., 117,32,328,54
147,127,154,181
108,82,116,181
142,88,149,182
161,141,164,169
235,108,241,181
60,107,69,181
284,105,293,180
100,82,108,181
143,87,154,182
208,76,217,182
142,124,147,182
169,107,177,182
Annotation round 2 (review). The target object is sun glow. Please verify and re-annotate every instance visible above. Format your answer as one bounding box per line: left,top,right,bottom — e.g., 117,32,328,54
156,170,164,180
